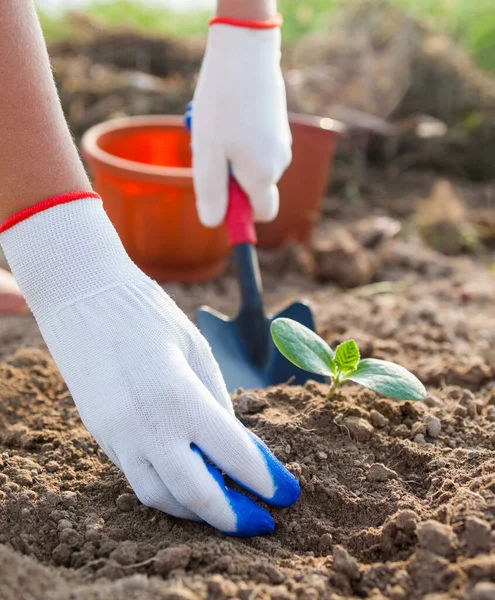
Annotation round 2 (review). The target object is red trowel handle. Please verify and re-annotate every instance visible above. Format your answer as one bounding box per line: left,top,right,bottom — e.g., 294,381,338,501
226,177,257,248
183,105,256,248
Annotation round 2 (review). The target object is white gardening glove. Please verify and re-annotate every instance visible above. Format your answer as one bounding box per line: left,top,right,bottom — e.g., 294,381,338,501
0,194,299,536
192,17,292,227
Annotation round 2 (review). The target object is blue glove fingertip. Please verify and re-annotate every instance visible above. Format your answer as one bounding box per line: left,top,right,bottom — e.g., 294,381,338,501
224,489,275,537
191,444,276,537
249,432,301,508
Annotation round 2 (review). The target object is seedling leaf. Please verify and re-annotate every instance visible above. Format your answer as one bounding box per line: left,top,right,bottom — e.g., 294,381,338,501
346,358,427,401
271,318,334,377
335,340,360,372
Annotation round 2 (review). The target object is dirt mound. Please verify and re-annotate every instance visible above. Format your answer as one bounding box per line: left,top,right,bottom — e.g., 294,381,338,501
0,341,494,599
1,184,495,597
48,15,204,139
285,1,495,181
1,170,494,598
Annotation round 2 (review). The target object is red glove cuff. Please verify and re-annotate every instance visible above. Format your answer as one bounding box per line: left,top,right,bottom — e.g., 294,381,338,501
0,191,101,234
209,13,283,29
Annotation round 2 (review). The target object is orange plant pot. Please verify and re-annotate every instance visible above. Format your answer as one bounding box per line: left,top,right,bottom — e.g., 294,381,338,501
82,114,343,282
257,114,343,249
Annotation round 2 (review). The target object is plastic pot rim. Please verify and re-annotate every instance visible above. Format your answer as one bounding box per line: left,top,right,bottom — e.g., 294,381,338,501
81,113,346,185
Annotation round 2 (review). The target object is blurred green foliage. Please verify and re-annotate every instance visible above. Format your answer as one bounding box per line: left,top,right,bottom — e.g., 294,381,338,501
38,0,495,74
38,0,210,40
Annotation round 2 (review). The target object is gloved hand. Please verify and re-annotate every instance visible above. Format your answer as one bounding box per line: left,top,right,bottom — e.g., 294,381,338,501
0,193,299,536
191,15,292,227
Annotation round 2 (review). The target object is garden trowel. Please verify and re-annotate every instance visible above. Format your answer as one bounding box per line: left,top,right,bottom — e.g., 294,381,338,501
196,175,325,392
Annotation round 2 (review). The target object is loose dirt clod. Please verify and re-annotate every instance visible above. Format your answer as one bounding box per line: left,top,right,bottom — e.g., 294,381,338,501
367,463,398,482
116,492,138,512
468,582,495,600
342,416,374,441
370,409,389,428
424,415,442,438
110,541,138,566
333,545,360,580
309,229,376,288
454,404,469,418
417,521,457,558
394,510,419,532
45,461,60,473
235,392,269,414
154,545,192,576
464,516,491,556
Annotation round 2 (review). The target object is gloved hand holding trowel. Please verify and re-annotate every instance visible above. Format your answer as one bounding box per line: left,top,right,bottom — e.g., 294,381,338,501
0,0,297,536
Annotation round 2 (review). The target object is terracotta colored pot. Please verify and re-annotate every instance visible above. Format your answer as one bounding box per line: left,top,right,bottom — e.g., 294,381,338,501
82,114,343,282
82,116,229,282
257,113,343,248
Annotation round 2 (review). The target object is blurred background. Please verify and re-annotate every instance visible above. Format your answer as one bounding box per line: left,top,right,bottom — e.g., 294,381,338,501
36,0,494,72
33,0,495,273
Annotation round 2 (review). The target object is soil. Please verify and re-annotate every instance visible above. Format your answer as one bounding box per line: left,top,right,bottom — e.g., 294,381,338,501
285,2,495,181
1,170,495,599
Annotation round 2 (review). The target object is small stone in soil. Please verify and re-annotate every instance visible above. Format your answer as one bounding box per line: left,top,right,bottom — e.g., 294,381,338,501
264,564,285,585
393,424,410,438
454,404,468,417
116,493,138,512
414,433,426,445
60,491,77,507
465,516,491,555
59,528,83,548
57,519,73,530
394,510,419,532
154,545,192,576
423,395,444,408
310,228,375,288
367,463,398,482
45,491,60,506
15,470,32,486
370,410,389,428
235,393,268,414
52,543,72,567
486,406,495,421
424,415,441,438
468,582,495,600
333,545,360,580
417,520,457,557
317,451,328,460
45,461,60,473
110,540,138,566
85,528,101,543
49,510,66,522
342,416,374,441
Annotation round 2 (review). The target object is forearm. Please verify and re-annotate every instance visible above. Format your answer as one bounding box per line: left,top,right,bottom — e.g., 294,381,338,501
216,0,277,20
0,1,90,222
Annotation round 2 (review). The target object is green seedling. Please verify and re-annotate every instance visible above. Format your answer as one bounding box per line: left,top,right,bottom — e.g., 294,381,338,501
271,318,427,401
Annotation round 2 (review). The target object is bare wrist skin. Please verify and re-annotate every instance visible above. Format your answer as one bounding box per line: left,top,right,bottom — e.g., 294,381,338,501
216,0,277,21
0,1,91,223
